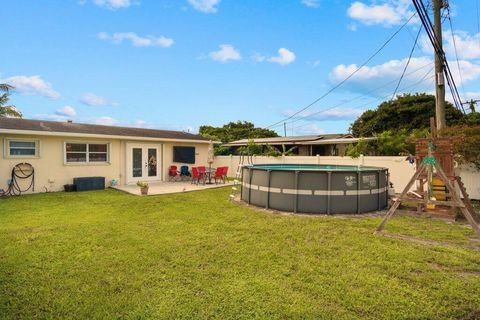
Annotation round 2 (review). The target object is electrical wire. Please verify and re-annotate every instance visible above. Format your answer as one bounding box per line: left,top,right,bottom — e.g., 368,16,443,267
391,26,423,100
412,0,465,112
446,7,467,102
283,62,434,127
263,12,418,130
289,71,436,132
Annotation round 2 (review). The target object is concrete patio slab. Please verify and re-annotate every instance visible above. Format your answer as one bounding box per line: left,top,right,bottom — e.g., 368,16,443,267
113,180,231,196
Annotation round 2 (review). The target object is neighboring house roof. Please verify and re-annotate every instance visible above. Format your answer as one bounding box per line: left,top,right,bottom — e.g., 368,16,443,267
222,133,355,147
0,118,211,143
298,137,377,145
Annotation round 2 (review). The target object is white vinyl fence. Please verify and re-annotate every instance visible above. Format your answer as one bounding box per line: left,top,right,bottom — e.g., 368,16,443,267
213,155,480,200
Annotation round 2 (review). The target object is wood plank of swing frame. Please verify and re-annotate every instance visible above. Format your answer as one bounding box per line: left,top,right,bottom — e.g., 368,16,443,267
416,178,425,213
456,177,480,224
435,163,480,238
430,117,437,138
376,163,427,233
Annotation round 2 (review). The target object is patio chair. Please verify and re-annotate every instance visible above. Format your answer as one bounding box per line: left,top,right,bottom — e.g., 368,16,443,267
221,166,229,183
180,166,191,180
197,166,207,184
213,167,226,184
191,167,206,185
168,165,179,181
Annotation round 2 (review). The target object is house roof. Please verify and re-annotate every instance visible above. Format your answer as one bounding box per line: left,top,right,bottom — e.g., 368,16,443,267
222,133,354,147
298,137,377,145
0,118,211,143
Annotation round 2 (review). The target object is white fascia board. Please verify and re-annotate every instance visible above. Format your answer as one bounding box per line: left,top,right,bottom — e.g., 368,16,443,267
0,128,211,144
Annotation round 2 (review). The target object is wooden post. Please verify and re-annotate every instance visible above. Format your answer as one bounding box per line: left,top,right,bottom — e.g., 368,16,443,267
435,163,480,238
376,163,426,233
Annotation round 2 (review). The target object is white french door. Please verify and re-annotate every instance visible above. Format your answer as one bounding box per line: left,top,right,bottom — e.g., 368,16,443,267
126,144,161,184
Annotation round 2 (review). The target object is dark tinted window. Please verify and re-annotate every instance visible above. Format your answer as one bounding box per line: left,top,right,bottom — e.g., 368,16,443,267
173,146,195,164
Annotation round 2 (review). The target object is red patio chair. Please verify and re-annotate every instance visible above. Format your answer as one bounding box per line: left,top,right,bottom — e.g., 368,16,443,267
168,165,179,181
221,166,229,183
196,166,211,184
191,167,205,185
213,167,225,184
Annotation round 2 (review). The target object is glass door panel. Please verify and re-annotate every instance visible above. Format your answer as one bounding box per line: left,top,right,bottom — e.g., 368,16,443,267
132,148,143,178
147,148,157,177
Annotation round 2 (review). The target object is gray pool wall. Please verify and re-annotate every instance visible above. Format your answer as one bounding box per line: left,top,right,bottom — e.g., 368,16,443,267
241,164,389,214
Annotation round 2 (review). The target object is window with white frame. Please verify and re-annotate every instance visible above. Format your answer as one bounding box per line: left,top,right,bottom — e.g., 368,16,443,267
6,139,39,157
65,142,109,163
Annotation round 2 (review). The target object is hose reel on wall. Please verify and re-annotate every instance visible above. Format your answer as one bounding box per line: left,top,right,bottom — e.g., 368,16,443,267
0,163,35,196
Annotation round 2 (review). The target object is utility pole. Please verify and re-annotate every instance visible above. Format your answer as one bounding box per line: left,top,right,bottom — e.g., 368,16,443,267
433,0,446,132
283,122,287,137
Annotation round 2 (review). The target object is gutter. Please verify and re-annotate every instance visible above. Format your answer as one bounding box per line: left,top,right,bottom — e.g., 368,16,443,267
0,128,213,144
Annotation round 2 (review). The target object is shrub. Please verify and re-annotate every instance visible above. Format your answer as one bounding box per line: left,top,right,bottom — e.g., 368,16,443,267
441,125,480,169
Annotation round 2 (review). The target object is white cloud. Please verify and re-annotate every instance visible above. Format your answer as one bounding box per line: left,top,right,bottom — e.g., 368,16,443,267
92,0,132,10
188,0,220,13
418,34,434,55
2,75,60,100
462,91,480,102
55,106,77,117
95,116,118,126
98,32,174,48
450,60,480,84
301,0,320,8
80,93,108,106
32,114,70,122
291,123,326,135
251,52,266,63
330,57,433,95
268,48,296,65
284,108,363,122
444,30,480,60
347,0,414,27
329,56,480,96
133,119,147,127
209,44,242,63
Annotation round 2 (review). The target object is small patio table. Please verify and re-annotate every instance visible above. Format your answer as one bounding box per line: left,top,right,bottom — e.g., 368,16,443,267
205,167,216,184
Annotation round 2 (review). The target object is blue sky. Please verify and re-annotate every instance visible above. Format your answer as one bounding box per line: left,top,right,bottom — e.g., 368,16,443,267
2,0,480,135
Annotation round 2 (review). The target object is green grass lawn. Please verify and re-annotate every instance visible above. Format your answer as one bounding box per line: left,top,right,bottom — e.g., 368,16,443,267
1,188,479,319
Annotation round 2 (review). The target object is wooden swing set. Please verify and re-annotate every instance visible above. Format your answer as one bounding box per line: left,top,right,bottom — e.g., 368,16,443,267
375,119,480,239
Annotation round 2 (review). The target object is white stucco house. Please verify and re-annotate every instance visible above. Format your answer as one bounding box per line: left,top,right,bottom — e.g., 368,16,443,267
0,118,211,193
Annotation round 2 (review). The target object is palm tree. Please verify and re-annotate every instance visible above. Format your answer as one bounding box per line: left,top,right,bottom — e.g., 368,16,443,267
0,83,22,118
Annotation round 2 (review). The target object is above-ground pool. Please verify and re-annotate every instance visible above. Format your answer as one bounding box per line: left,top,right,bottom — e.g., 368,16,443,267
241,164,389,214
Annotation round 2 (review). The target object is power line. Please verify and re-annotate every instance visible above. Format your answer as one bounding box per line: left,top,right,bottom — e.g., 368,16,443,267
289,72,436,132
283,62,434,127
263,12,418,130
412,0,465,113
446,7,467,102
391,25,423,100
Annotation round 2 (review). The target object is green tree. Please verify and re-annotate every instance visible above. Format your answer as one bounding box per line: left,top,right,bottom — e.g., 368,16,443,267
199,121,278,143
0,84,22,118
346,129,430,157
237,139,264,156
462,112,480,125
350,93,463,137
269,144,298,156
375,129,429,156
442,125,480,169
346,138,372,158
